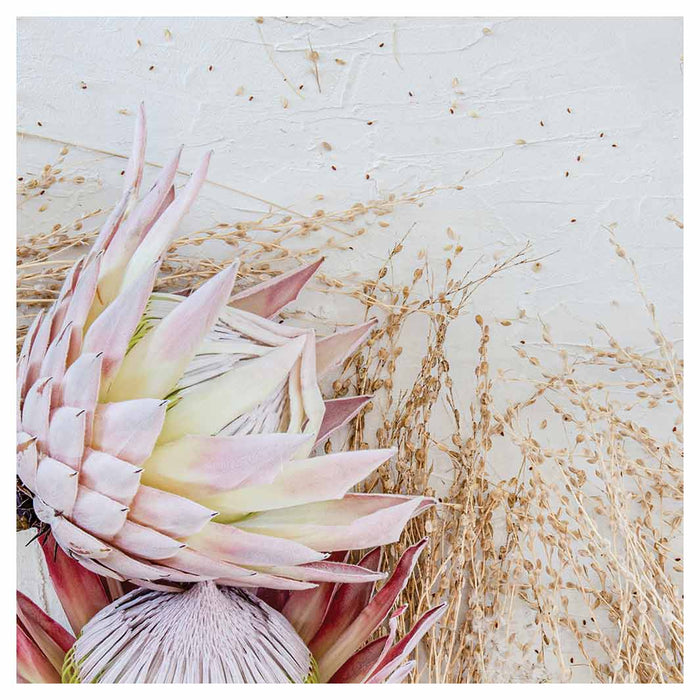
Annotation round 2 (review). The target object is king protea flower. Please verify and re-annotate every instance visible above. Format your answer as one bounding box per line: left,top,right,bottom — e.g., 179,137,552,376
18,536,445,683
17,105,442,683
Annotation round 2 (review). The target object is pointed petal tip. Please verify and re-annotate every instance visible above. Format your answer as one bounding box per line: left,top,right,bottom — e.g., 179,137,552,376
229,257,324,317
222,259,240,280
392,604,408,618
200,150,213,169
316,320,378,377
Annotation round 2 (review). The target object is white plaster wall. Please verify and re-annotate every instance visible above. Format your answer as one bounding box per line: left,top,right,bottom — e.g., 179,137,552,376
17,17,683,674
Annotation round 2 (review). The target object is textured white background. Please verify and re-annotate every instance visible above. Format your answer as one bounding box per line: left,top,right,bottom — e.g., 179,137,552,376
17,17,683,675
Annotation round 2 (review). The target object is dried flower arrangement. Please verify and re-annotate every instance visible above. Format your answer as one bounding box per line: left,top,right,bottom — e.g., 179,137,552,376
17,108,682,683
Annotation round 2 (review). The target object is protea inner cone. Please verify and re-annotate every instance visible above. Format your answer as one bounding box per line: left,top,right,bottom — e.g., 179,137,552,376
17,108,432,614
63,583,314,683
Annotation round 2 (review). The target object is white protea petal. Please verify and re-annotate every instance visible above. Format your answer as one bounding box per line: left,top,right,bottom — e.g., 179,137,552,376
159,548,256,581
90,188,131,261
96,548,190,582
315,395,373,446
61,252,102,361
22,377,53,449
158,335,306,443
140,432,309,500
35,457,79,515
83,263,159,389
220,571,318,591
105,263,238,401
185,521,327,567
315,320,377,378
259,560,386,584
91,400,166,465
203,448,396,521
48,407,86,469
295,331,325,450
67,584,314,683
71,486,129,539
79,449,142,505
18,309,44,396
50,514,113,559
128,485,215,538
238,494,435,551
97,146,183,307
122,103,147,203
111,520,186,561
26,307,56,389
120,151,212,292
60,353,102,414
39,322,73,388
73,554,126,582
229,258,323,318
17,433,38,492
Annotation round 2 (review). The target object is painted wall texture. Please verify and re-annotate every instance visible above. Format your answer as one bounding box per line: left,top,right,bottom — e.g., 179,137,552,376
17,17,683,680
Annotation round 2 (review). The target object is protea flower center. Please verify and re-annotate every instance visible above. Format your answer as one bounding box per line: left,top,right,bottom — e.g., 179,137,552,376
64,582,314,683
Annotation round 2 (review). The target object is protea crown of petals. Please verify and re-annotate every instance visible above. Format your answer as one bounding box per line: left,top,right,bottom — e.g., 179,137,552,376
17,106,443,684
17,105,434,591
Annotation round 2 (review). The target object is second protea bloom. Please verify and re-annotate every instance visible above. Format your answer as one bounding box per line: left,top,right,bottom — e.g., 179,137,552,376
17,106,432,593
18,536,445,683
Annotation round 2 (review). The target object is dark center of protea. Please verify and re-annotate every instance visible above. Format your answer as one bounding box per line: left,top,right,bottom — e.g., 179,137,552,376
64,582,315,683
